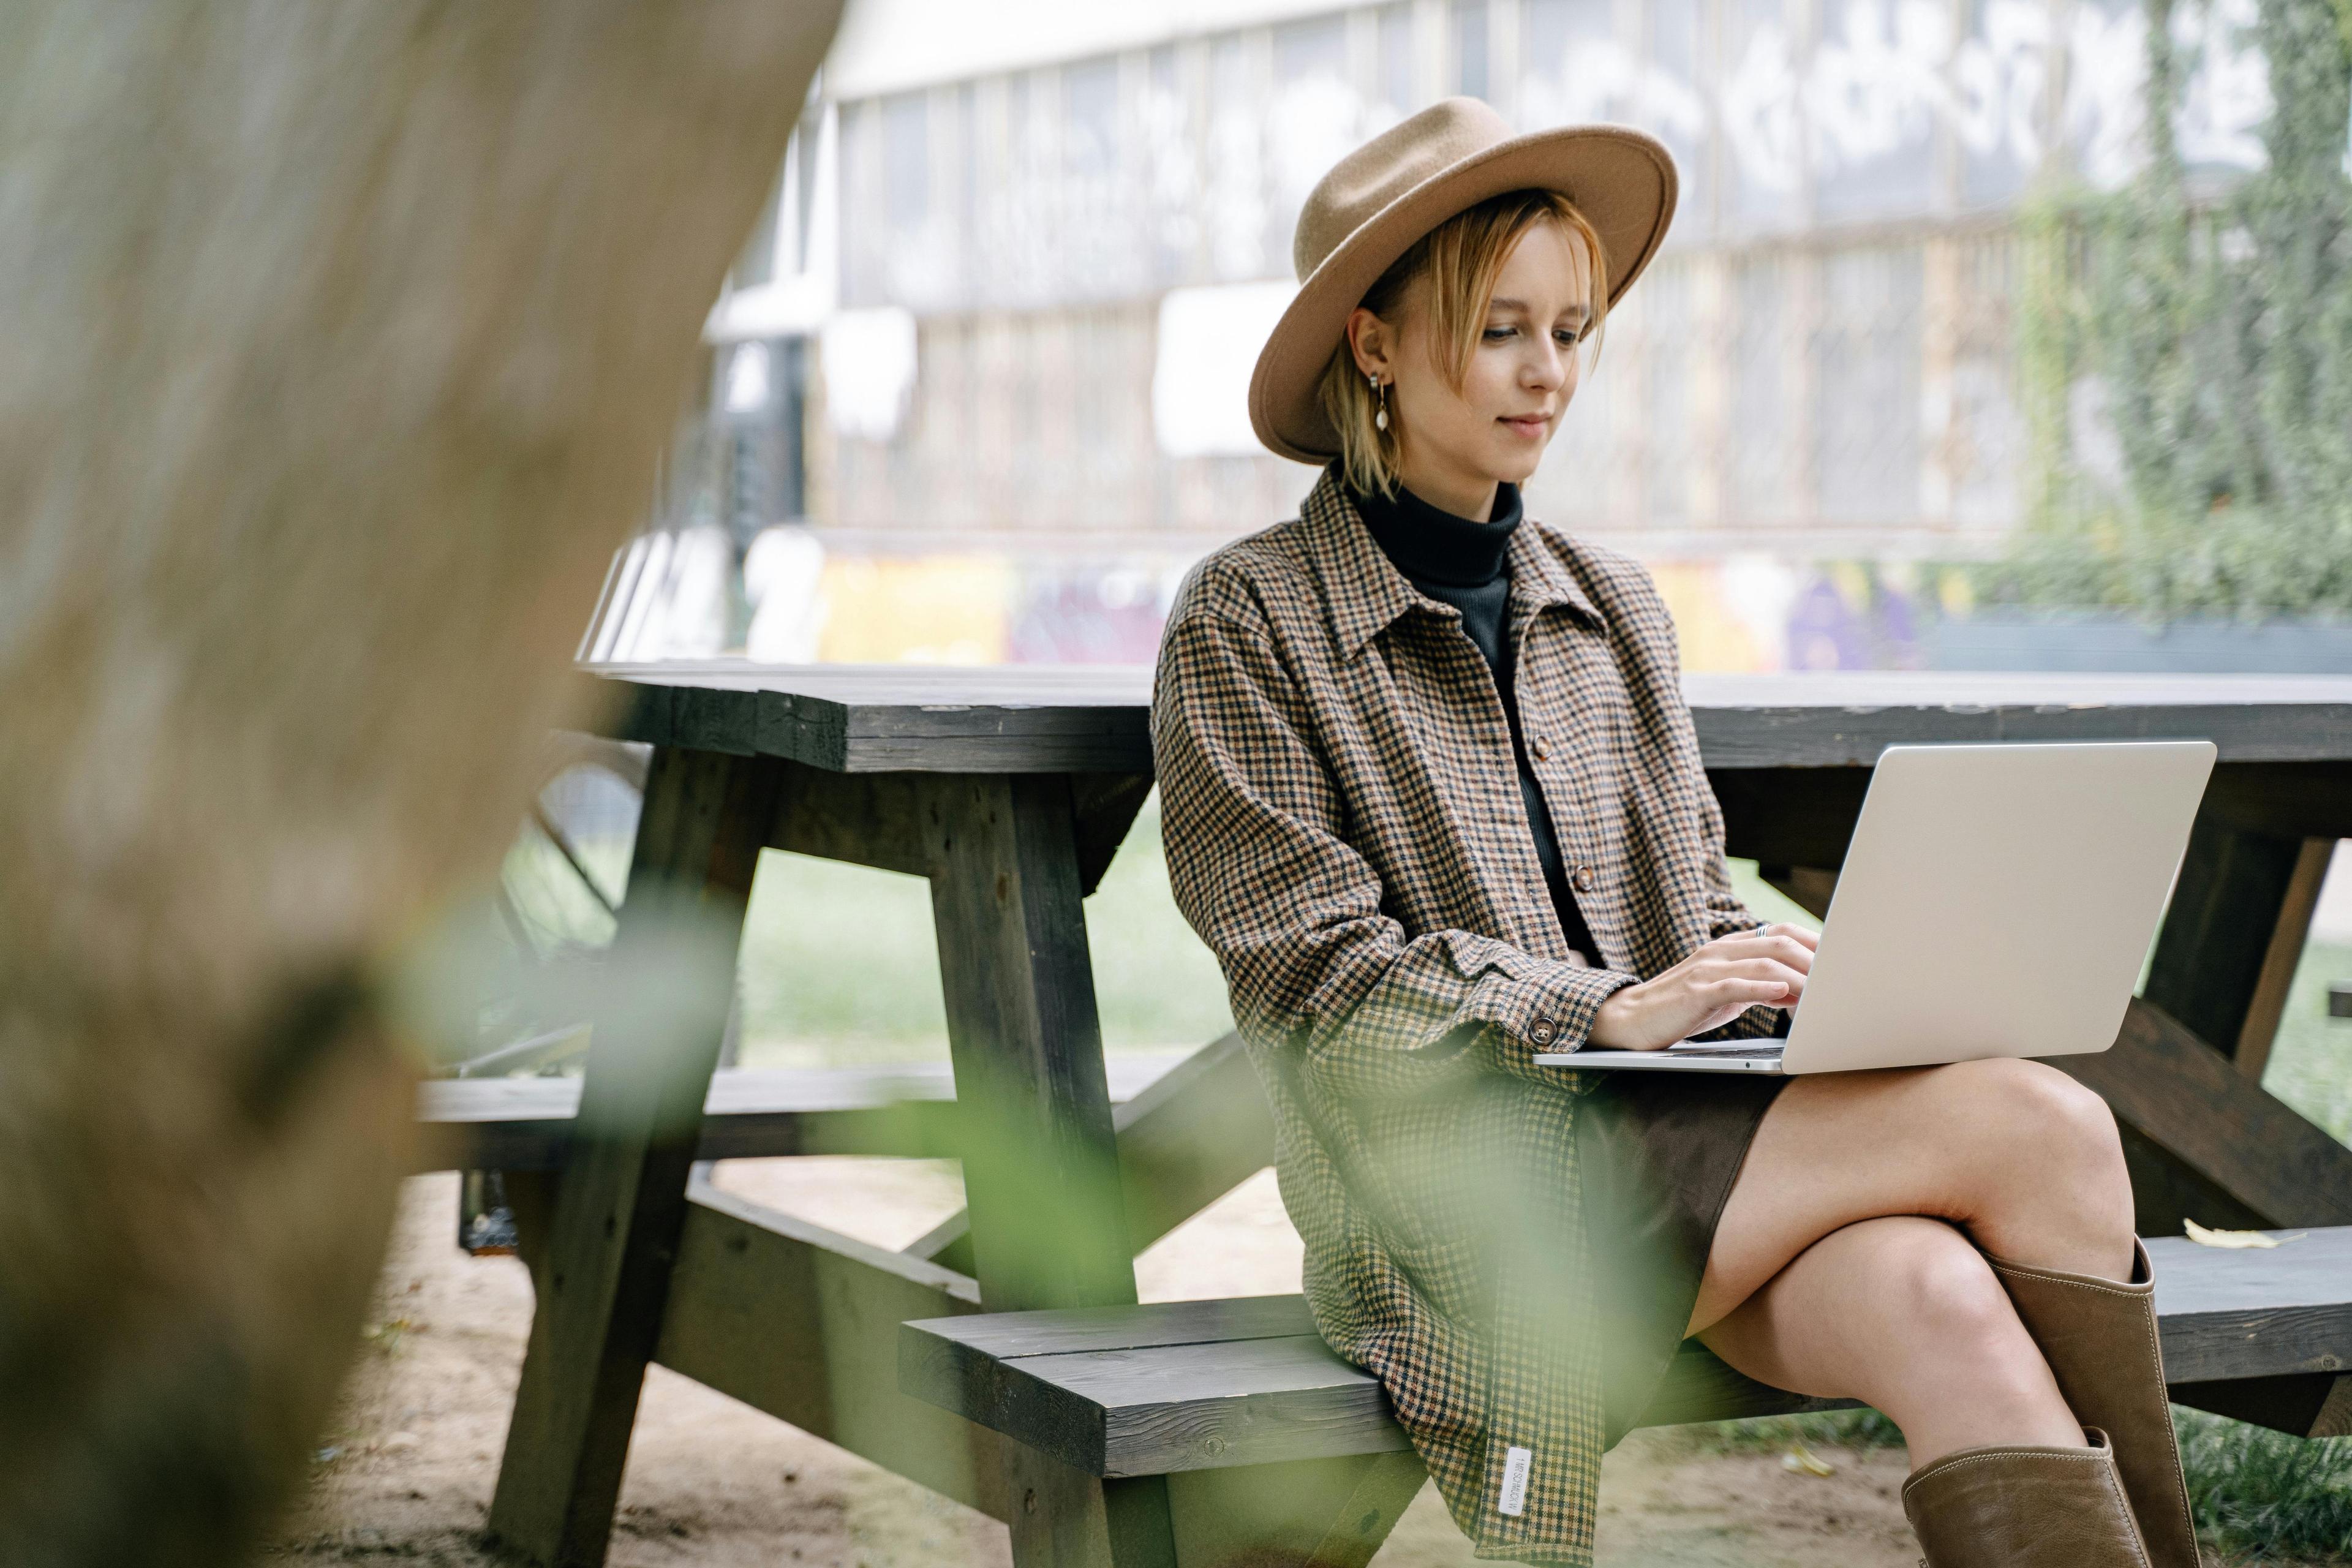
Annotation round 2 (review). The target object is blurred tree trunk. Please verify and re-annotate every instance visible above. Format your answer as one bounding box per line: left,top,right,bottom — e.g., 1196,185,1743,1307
0,4,840,1563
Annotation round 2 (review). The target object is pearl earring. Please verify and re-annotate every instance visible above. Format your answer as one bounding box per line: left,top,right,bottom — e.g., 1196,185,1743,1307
1370,372,1389,432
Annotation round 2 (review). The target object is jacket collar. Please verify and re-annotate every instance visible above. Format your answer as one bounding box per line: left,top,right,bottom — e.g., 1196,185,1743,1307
1501,495,1606,633
1299,466,1603,660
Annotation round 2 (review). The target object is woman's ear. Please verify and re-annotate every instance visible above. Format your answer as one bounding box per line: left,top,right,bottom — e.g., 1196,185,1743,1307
1346,307,1394,385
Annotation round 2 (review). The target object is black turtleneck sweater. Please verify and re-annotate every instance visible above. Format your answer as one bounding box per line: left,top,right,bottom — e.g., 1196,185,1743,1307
1349,478,1603,966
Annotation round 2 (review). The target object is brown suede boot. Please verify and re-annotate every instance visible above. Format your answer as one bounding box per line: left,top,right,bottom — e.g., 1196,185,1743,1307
1902,1429,2153,1567
1986,1240,2201,1567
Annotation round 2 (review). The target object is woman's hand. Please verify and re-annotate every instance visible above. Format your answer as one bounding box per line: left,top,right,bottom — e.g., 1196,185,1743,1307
1587,924,1819,1051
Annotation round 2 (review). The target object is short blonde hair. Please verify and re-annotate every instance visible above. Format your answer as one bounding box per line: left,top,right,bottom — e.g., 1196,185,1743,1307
1317,188,1610,499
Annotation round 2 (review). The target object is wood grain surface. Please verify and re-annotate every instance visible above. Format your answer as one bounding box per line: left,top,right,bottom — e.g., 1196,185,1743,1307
587,665,2352,774
903,1224,2352,1476
417,1053,1193,1172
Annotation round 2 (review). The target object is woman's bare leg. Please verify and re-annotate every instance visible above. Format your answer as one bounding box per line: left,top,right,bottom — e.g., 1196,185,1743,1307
1695,1215,2084,1466
1687,1057,2136,1337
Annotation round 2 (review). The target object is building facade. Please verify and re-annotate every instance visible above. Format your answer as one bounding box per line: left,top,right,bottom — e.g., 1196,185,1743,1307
619,0,2269,669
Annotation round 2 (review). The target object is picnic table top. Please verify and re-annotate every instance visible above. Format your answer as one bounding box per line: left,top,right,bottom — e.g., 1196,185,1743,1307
581,662,2352,773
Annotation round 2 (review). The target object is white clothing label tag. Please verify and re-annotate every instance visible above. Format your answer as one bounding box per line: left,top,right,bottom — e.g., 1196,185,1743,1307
1498,1446,1532,1517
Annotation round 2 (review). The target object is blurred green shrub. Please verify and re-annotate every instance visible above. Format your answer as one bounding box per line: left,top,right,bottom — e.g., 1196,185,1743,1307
2179,1409,2352,1561
1984,0,2352,618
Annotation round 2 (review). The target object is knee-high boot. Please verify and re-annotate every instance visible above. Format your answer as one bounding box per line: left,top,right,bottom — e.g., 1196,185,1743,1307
1985,1239,2201,1568
1903,1428,2154,1567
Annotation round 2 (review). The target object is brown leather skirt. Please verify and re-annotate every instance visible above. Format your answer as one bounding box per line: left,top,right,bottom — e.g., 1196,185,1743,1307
1577,1069,1790,1446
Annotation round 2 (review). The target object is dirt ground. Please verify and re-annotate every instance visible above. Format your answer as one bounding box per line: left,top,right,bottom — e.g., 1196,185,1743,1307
269,1164,1925,1567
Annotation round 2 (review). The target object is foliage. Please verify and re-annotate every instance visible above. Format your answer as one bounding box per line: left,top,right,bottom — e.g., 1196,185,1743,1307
1985,0,2352,617
2179,1409,2352,1561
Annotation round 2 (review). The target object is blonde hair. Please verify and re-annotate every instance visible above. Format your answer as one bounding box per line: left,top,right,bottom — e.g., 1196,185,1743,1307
1317,188,1610,499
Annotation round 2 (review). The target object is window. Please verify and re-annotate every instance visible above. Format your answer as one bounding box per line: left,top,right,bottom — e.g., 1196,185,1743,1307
1648,0,1710,238
1145,45,1197,287
1524,0,1616,125
1206,34,1265,281
884,92,929,235
1065,57,1120,181
734,165,783,289
1376,4,1414,119
1453,0,1490,101
792,107,823,274
1815,247,1924,525
1065,57,1128,298
1275,14,1347,84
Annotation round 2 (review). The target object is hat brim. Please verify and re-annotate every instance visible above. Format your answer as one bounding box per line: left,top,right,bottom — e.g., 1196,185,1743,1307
1248,124,1678,465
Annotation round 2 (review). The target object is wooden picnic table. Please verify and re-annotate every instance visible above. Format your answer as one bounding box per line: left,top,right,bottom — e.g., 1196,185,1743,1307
486,663,2352,1568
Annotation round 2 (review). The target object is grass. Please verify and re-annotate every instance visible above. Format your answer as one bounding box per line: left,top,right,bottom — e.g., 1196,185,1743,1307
492,792,1236,1069
726,799,1235,1067
1668,1409,2352,1562
2260,937,2352,1144
2180,1412,2352,1562
1659,1407,1907,1460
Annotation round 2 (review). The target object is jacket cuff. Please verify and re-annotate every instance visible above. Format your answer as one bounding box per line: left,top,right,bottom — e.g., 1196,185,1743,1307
1486,961,1640,1076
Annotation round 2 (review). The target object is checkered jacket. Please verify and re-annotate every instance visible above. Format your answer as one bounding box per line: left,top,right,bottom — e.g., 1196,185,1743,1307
1150,467,1779,1564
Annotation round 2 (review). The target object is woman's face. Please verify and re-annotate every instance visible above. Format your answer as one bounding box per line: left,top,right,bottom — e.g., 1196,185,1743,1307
1349,220,1594,519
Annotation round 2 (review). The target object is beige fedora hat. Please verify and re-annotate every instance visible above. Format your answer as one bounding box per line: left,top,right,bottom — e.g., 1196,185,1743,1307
1248,97,1677,464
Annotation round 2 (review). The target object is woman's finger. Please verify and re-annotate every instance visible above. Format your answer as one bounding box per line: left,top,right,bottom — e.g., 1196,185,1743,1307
1703,956,1808,992
1694,978,1800,1012
1703,931,1816,970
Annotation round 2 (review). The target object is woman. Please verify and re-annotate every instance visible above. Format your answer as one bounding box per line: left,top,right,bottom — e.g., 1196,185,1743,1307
1150,99,2194,1568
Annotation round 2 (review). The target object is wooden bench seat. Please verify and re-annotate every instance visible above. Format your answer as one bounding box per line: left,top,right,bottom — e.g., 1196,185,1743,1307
901,1227,2352,1478
416,1052,1191,1172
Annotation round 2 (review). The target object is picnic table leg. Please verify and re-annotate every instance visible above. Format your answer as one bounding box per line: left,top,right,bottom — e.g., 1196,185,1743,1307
926,773,1136,1314
922,777,1427,1566
2143,821,2332,1076
1167,1452,1430,1568
488,747,779,1568
925,772,1179,1567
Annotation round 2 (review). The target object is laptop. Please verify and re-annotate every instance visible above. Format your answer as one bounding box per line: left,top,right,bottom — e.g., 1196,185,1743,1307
1533,740,2217,1075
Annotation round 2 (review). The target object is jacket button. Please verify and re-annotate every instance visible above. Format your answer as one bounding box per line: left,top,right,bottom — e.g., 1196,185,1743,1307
1531,734,1553,761
1528,1017,1559,1046
1572,864,1596,893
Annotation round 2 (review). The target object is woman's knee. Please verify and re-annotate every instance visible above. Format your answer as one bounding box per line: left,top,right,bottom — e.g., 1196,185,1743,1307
1878,1221,2015,1335
1855,1221,2052,1396
1938,1062,2145,1260
1945,1060,2129,1191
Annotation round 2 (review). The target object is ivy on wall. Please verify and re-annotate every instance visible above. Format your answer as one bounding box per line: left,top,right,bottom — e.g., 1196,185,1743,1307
1983,0,2352,616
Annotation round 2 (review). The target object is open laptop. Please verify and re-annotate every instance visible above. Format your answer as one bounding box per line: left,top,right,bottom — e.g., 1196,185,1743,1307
1533,740,2216,1074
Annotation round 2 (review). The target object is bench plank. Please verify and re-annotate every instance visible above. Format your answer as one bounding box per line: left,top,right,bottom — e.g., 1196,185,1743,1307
903,1227,2352,1477
914,1294,1314,1360
2146,1226,2352,1381
418,1054,1193,1172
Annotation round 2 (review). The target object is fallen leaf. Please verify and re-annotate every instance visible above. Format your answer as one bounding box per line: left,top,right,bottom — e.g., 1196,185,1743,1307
2183,1218,2287,1249
1783,1442,1836,1476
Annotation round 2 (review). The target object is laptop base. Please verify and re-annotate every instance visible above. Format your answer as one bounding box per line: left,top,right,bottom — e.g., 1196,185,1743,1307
1532,1044,1790,1073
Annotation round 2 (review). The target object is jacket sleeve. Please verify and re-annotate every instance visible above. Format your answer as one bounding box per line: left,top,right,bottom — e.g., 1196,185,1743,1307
1644,580,1796,1043
1684,639,1787,1044
1152,603,1638,1100
1686,777,1798,1041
